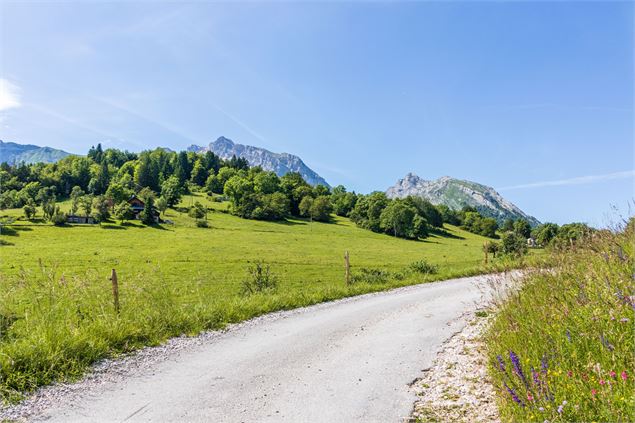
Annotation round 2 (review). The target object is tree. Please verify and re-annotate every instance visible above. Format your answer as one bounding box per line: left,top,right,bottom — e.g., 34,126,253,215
156,196,168,216
160,176,182,207
501,219,515,232
114,201,133,224
310,196,333,222
437,204,461,226
513,219,532,238
93,195,110,222
501,231,528,257
23,199,36,220
80,195,93,218
70,186,85,215
404,196,443,228
299,196,313,218
188,201,207,219
532,223,559,246
224,175,254,212
253,172,280,195
105,182,130,207
379,200,417,238
190,159,208,186
174,151,191,185
250,192,289,221
141,196,156,225
479,218,499,238
42,198,56,221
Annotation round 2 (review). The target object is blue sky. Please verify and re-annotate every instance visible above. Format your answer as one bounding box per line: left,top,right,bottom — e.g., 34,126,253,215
0,1,633,226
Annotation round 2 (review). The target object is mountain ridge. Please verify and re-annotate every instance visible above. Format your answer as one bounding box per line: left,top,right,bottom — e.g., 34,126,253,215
386,172,540,226
188,136,330,187
0,140,71,165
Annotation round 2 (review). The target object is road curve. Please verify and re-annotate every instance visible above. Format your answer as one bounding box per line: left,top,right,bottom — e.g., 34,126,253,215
33,273,508,423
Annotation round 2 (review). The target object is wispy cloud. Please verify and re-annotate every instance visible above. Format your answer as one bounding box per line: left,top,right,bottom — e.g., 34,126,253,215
498,170,635,191
0,79,21,111
209,103,268,144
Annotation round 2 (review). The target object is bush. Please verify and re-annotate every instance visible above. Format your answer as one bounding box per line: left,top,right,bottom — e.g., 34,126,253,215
351,268,391,284
196,220,209,228
409,260,438,274
501,231,528,257
241,262,278,295
51,211,67,226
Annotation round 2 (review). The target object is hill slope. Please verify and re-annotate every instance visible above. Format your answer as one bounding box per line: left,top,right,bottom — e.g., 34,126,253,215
386,173,539,226
188,136,329,187
0,140,71,164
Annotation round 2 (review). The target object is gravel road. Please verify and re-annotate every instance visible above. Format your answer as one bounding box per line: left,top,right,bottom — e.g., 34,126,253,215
7,273,513,423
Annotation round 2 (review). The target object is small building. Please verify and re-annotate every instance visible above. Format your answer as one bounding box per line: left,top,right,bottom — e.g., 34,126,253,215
66,215,96,224
127,195,160,223
527,237,536,248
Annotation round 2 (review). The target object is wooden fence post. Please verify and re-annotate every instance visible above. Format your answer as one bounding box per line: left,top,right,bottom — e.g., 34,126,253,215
483,242,488,265
344,251,351,285
110,269,120,314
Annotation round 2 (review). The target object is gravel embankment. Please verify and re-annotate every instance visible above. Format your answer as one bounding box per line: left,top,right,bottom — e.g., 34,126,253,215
410,312,500,422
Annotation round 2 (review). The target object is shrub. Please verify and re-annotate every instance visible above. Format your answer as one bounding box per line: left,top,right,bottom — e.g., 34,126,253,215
241,262,278,295
409,260,438,274
501,231,528,257
188,201,207,219
51,211,67,226
196,220,209,228
351,268,391,284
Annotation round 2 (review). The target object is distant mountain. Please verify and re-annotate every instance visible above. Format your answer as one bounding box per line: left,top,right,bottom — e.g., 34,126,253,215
386,173,540,226
188,136,329,187
0,140,71,165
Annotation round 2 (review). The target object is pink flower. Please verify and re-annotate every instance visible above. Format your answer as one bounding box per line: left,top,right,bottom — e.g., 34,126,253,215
591,388,597,397
527,393,534,401
567,370,573,377
610,371,616,378
599,379,606,385
621,371,628,381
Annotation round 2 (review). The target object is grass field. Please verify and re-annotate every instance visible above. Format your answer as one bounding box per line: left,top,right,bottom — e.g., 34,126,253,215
0,193,533,402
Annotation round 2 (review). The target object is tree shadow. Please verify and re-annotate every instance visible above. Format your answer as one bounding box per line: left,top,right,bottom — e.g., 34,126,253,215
0,226,19,236
101,224,127,230
430,227,465,240
271,219,308,226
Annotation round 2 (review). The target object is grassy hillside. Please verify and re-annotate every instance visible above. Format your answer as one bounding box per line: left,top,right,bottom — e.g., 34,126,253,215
0,193,532,402
485,223,634,422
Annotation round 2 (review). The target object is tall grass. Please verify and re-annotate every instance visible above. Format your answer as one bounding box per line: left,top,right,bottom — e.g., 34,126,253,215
0,258,521,404
485,221,635,422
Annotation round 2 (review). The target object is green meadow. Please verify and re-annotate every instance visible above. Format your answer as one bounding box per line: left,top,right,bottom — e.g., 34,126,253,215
0,193,531,402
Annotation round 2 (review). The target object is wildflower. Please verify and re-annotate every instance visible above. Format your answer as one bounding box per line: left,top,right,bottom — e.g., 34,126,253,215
539,407,545,412
510,351,529,387
599,334,615,351
557,405,564,413
504,382,524,407
532,367,541,385
599,379,606,386
621,371,628,381
610,371,616,378
567,370,573,377
527,393,534,401
566,330,571,342
620,318,629,323
591,389,597,396
496,354,506,372
541,355,548,374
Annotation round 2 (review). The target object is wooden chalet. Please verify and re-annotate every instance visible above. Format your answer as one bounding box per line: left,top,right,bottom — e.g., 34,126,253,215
128,195,160,223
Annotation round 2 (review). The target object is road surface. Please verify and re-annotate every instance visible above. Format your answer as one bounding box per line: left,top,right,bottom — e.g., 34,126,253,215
33,273,508,423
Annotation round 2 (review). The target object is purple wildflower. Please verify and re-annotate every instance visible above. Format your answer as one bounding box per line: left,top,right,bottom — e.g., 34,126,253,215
497,355,506,372
504,382,524,407
510,351,529,388
531,367,541,386
541,354,549,374
600,334,615,351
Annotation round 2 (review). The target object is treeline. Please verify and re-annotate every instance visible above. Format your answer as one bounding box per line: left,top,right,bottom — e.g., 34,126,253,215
1,144,590,243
